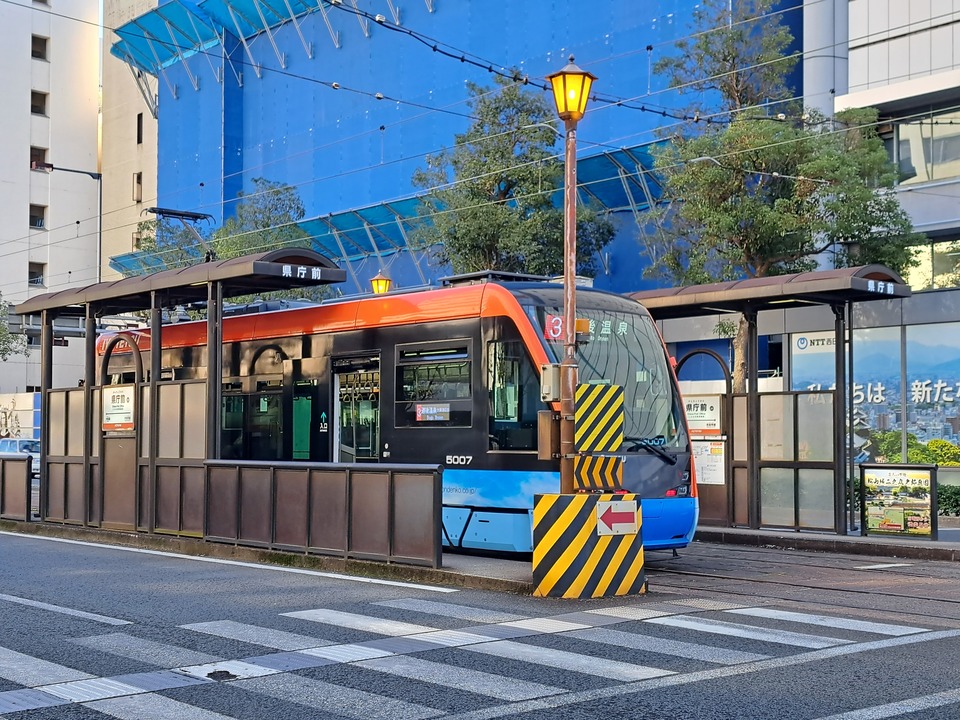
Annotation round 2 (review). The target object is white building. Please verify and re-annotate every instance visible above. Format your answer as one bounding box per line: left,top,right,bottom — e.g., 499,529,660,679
835,0,960,287
0,0,100,393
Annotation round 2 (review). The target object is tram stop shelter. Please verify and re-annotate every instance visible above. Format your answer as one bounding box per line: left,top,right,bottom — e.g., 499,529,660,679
627,265,911,535
8,248,443,568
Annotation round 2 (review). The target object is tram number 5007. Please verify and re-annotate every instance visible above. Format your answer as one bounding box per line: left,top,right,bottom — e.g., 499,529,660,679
445,455,473,466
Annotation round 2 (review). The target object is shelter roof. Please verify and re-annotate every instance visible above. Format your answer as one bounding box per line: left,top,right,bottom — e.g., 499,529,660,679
16,248,345,317
627,265,911,320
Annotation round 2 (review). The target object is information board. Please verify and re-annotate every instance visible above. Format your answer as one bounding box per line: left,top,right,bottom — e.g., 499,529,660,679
102,385,136,433
684,394,722,437
860,463,937,540
692,440,725,485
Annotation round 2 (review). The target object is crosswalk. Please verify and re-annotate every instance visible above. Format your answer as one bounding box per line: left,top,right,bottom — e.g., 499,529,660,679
0,595,949,719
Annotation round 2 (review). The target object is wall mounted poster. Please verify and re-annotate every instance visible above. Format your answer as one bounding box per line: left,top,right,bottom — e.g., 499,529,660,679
859,463,937,539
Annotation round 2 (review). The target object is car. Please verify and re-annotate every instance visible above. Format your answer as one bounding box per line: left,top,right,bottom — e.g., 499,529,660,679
0,438,41,478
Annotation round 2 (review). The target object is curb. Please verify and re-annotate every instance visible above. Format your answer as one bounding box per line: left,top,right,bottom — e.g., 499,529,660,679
0,520,535,595
694,528,960,562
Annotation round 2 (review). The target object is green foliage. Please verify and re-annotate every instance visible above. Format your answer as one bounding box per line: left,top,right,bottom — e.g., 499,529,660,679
654,0,798,115
133,218,207,270
0,294,27,362
645,0,922,286
212,178,309,259
411,76,614,276
939,485,960,516
927,439,960,466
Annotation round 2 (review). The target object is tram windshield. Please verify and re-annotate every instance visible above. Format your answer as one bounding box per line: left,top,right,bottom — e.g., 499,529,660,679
529,298,687,451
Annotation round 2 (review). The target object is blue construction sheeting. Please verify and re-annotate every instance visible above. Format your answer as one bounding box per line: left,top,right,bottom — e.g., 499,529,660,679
110,1,221,74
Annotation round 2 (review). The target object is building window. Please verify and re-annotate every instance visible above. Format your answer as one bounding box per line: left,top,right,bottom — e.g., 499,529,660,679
132,172,143,202
28,262,45,286
30,91,47,115
136,113,143,144
30,147,47,168
132,230,143,249
31,35,48,60
29,205,46,229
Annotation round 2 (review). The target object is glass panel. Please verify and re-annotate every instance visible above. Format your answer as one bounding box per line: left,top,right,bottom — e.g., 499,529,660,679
396,362,471,427
733,395,747,462
220,395,246,459
798,469,835,529
488,341,539,450
797,392,834,462
760,394,794,461
760,467,794,526
182,383,206,459
249,393,282,460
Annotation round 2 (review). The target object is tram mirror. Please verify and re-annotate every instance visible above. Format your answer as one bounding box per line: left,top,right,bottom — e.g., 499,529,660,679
540,363,561,402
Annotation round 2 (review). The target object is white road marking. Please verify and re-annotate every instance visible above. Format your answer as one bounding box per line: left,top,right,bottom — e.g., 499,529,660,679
375,598,528,623
87,693,239,720
0,531,456,592
811,687,960,719
464,640,674,681
41,677,144,703
646,615,850,648
438,629,960,720
356,655,564,701
566,627,770,665
181,620,333,651
852,563,913,570
0,646,92,686
724,608,927,636
298,643,394,662
497,618,591,633
282,608,437,636
584,606,675,621
0,593,130,625
71,633,220,668
405,629,499,647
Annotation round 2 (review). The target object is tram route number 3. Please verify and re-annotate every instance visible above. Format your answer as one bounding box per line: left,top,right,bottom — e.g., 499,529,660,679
445,455,473,465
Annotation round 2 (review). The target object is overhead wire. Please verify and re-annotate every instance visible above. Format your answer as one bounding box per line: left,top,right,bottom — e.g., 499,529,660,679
1,0,954,292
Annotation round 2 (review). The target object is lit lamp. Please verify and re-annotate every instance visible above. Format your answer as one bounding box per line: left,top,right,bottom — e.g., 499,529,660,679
546,55,596,494
370,270,392,295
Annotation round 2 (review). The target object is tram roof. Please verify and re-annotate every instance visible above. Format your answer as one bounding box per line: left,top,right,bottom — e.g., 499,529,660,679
626,265,911,320
15,248,346,317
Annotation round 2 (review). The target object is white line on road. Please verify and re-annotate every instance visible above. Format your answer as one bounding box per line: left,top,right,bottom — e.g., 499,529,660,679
0,646,93,686
87,693,239,720
646,614,850,649
282,608,437,636
0,593,130,626
811,687,960,719
181,620,334,651
438,629,960,720
852,563,913,570
0,531,457,592
724,608,927,636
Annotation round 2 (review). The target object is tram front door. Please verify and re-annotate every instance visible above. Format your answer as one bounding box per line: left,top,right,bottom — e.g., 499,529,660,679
333,357,380,463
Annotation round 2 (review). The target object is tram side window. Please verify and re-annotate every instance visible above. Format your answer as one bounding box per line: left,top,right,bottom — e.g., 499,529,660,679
395,344,472,427
487,341,539,450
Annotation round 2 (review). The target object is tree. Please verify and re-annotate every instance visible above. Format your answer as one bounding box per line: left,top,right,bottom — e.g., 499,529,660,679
0,293,27,362
133,218,209,270
411,76,614,276
211,178,309,259
649,0,922,390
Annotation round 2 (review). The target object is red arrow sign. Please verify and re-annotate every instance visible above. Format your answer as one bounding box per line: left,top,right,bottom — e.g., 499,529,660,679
598,505,635,530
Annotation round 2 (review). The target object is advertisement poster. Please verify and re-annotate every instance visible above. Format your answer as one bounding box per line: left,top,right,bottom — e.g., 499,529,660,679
860,464,937,539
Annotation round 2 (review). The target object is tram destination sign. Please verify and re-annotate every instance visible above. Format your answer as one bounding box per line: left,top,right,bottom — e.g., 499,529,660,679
416,403,450,422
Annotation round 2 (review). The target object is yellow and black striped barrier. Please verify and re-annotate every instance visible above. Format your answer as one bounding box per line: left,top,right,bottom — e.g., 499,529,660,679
573,383,624,491
574,383,624,453
532,492,646,598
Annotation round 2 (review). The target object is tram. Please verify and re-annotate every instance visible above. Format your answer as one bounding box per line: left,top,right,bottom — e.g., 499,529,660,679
99,273,698,553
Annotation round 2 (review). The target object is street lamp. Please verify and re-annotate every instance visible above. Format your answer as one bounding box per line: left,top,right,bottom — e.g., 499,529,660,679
546,56,596,494
32,161,103,283
370,269,392,295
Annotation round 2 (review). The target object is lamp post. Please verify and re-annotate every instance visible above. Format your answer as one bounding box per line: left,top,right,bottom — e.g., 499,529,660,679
32,162,103,283
546,56,595,494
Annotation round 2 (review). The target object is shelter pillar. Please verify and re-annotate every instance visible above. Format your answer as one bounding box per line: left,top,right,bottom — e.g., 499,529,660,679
206,281,223,460
744,308,760,528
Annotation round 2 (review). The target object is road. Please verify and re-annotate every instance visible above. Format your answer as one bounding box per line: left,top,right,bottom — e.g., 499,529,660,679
0,531,958,719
